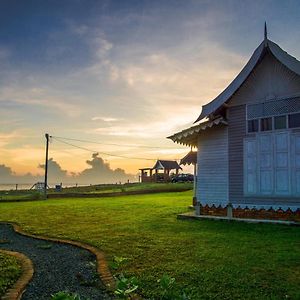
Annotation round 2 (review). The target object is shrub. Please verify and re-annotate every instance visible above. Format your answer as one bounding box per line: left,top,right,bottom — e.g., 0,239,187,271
51,291,89,300
114,273,139,299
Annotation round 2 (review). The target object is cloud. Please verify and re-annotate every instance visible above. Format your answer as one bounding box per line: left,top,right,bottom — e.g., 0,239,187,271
0,6,253,178
0,154,135,186
91,116,119,122
0,87,83,118
0,132,23,148
0,164,15,179
78,153,134,184
93,36,113,60
0,164,38,184
38,158,68,183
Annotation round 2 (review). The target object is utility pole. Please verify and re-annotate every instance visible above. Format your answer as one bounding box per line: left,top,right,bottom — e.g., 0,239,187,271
44,133,50,198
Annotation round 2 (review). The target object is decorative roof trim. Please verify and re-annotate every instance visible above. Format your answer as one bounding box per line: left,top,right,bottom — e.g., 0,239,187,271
167,117,227,146
195,38,300,123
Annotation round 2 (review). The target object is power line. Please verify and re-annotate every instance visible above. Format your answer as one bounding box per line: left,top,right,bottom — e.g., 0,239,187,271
51,137,158,161
51,135,182,149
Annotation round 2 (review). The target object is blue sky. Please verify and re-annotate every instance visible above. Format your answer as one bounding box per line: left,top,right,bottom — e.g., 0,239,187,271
1,0,300,176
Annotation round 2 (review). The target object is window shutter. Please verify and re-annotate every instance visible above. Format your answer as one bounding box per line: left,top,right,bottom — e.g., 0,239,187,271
274,132,290,195
244,138,257,194
292,134,300,196
259,134,273,194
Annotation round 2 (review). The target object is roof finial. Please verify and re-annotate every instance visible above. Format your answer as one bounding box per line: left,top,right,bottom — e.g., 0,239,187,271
264,21,267,40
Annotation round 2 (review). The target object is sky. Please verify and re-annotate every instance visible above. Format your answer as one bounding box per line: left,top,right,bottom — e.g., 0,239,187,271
1,0,300,183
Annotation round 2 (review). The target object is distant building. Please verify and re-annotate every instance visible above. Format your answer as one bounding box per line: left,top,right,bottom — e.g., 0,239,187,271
140,160,181,183
169,26,300,222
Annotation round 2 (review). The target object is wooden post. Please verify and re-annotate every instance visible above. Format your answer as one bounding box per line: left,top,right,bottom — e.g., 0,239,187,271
193,163,197,206
44,133,49,198
227,202,233,219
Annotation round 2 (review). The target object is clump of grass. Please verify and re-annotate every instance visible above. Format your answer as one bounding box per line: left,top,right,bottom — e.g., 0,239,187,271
110,256,129,270
0,253,22,297
114,273,139,299
158,274,189,300
36,243,52,250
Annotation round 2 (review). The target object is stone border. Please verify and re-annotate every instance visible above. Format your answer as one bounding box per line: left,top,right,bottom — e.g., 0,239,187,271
1,222,116,293
0,249,34,300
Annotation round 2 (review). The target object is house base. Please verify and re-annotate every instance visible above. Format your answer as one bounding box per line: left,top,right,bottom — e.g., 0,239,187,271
177,212,300,226
191,204,300,222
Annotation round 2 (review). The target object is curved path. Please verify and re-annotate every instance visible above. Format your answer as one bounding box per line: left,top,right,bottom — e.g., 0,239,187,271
0,224,113,300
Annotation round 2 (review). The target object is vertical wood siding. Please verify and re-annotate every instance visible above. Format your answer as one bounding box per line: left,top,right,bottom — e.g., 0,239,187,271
196,126,228,206
228,105,246,204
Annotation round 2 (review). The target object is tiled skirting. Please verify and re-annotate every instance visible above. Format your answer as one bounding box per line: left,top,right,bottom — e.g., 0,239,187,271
199,204,300,222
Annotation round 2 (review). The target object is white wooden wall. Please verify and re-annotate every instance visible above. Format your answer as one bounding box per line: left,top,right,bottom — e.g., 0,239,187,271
196,126,228,206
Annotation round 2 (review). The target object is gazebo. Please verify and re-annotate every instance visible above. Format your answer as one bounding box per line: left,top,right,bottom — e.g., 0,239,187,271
140,160,182,183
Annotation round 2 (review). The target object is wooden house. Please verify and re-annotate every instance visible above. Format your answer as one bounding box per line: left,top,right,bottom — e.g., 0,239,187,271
140,160,181,183
168,26,300,222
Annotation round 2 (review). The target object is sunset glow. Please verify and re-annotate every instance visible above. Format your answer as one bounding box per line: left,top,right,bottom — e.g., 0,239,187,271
1,1,300,183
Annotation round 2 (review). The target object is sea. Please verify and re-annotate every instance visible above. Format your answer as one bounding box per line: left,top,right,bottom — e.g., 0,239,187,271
0,183,82,191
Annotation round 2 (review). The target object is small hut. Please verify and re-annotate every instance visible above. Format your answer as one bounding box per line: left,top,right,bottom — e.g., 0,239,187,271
140,160,181,183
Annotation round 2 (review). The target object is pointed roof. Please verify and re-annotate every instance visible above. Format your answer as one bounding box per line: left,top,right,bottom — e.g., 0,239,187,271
195,31,300,122
153,160,182,170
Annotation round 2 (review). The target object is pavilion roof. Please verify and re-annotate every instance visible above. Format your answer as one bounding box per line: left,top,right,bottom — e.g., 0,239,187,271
180,151,197,165
153,160,182,170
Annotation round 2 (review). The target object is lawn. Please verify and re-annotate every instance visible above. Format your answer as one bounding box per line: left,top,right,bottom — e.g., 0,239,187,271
0,182,193,201
50,182,193,194
0,252,22,297
0,191,299,299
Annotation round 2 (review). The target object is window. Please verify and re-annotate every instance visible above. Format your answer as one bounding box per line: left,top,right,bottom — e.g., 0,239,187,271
248,119,259,133
244,132,300,196
288,113,300,128
261,117,272,131
247,113,300,133
274,115,287,130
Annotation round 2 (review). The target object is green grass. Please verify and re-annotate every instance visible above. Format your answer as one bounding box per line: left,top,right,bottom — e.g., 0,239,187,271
49,182,193,194
0,252,22,297
0,190,42,201
0,191,299,299
0,182,193,201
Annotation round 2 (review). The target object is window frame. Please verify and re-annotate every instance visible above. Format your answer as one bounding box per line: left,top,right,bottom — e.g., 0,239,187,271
246,108,300,134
